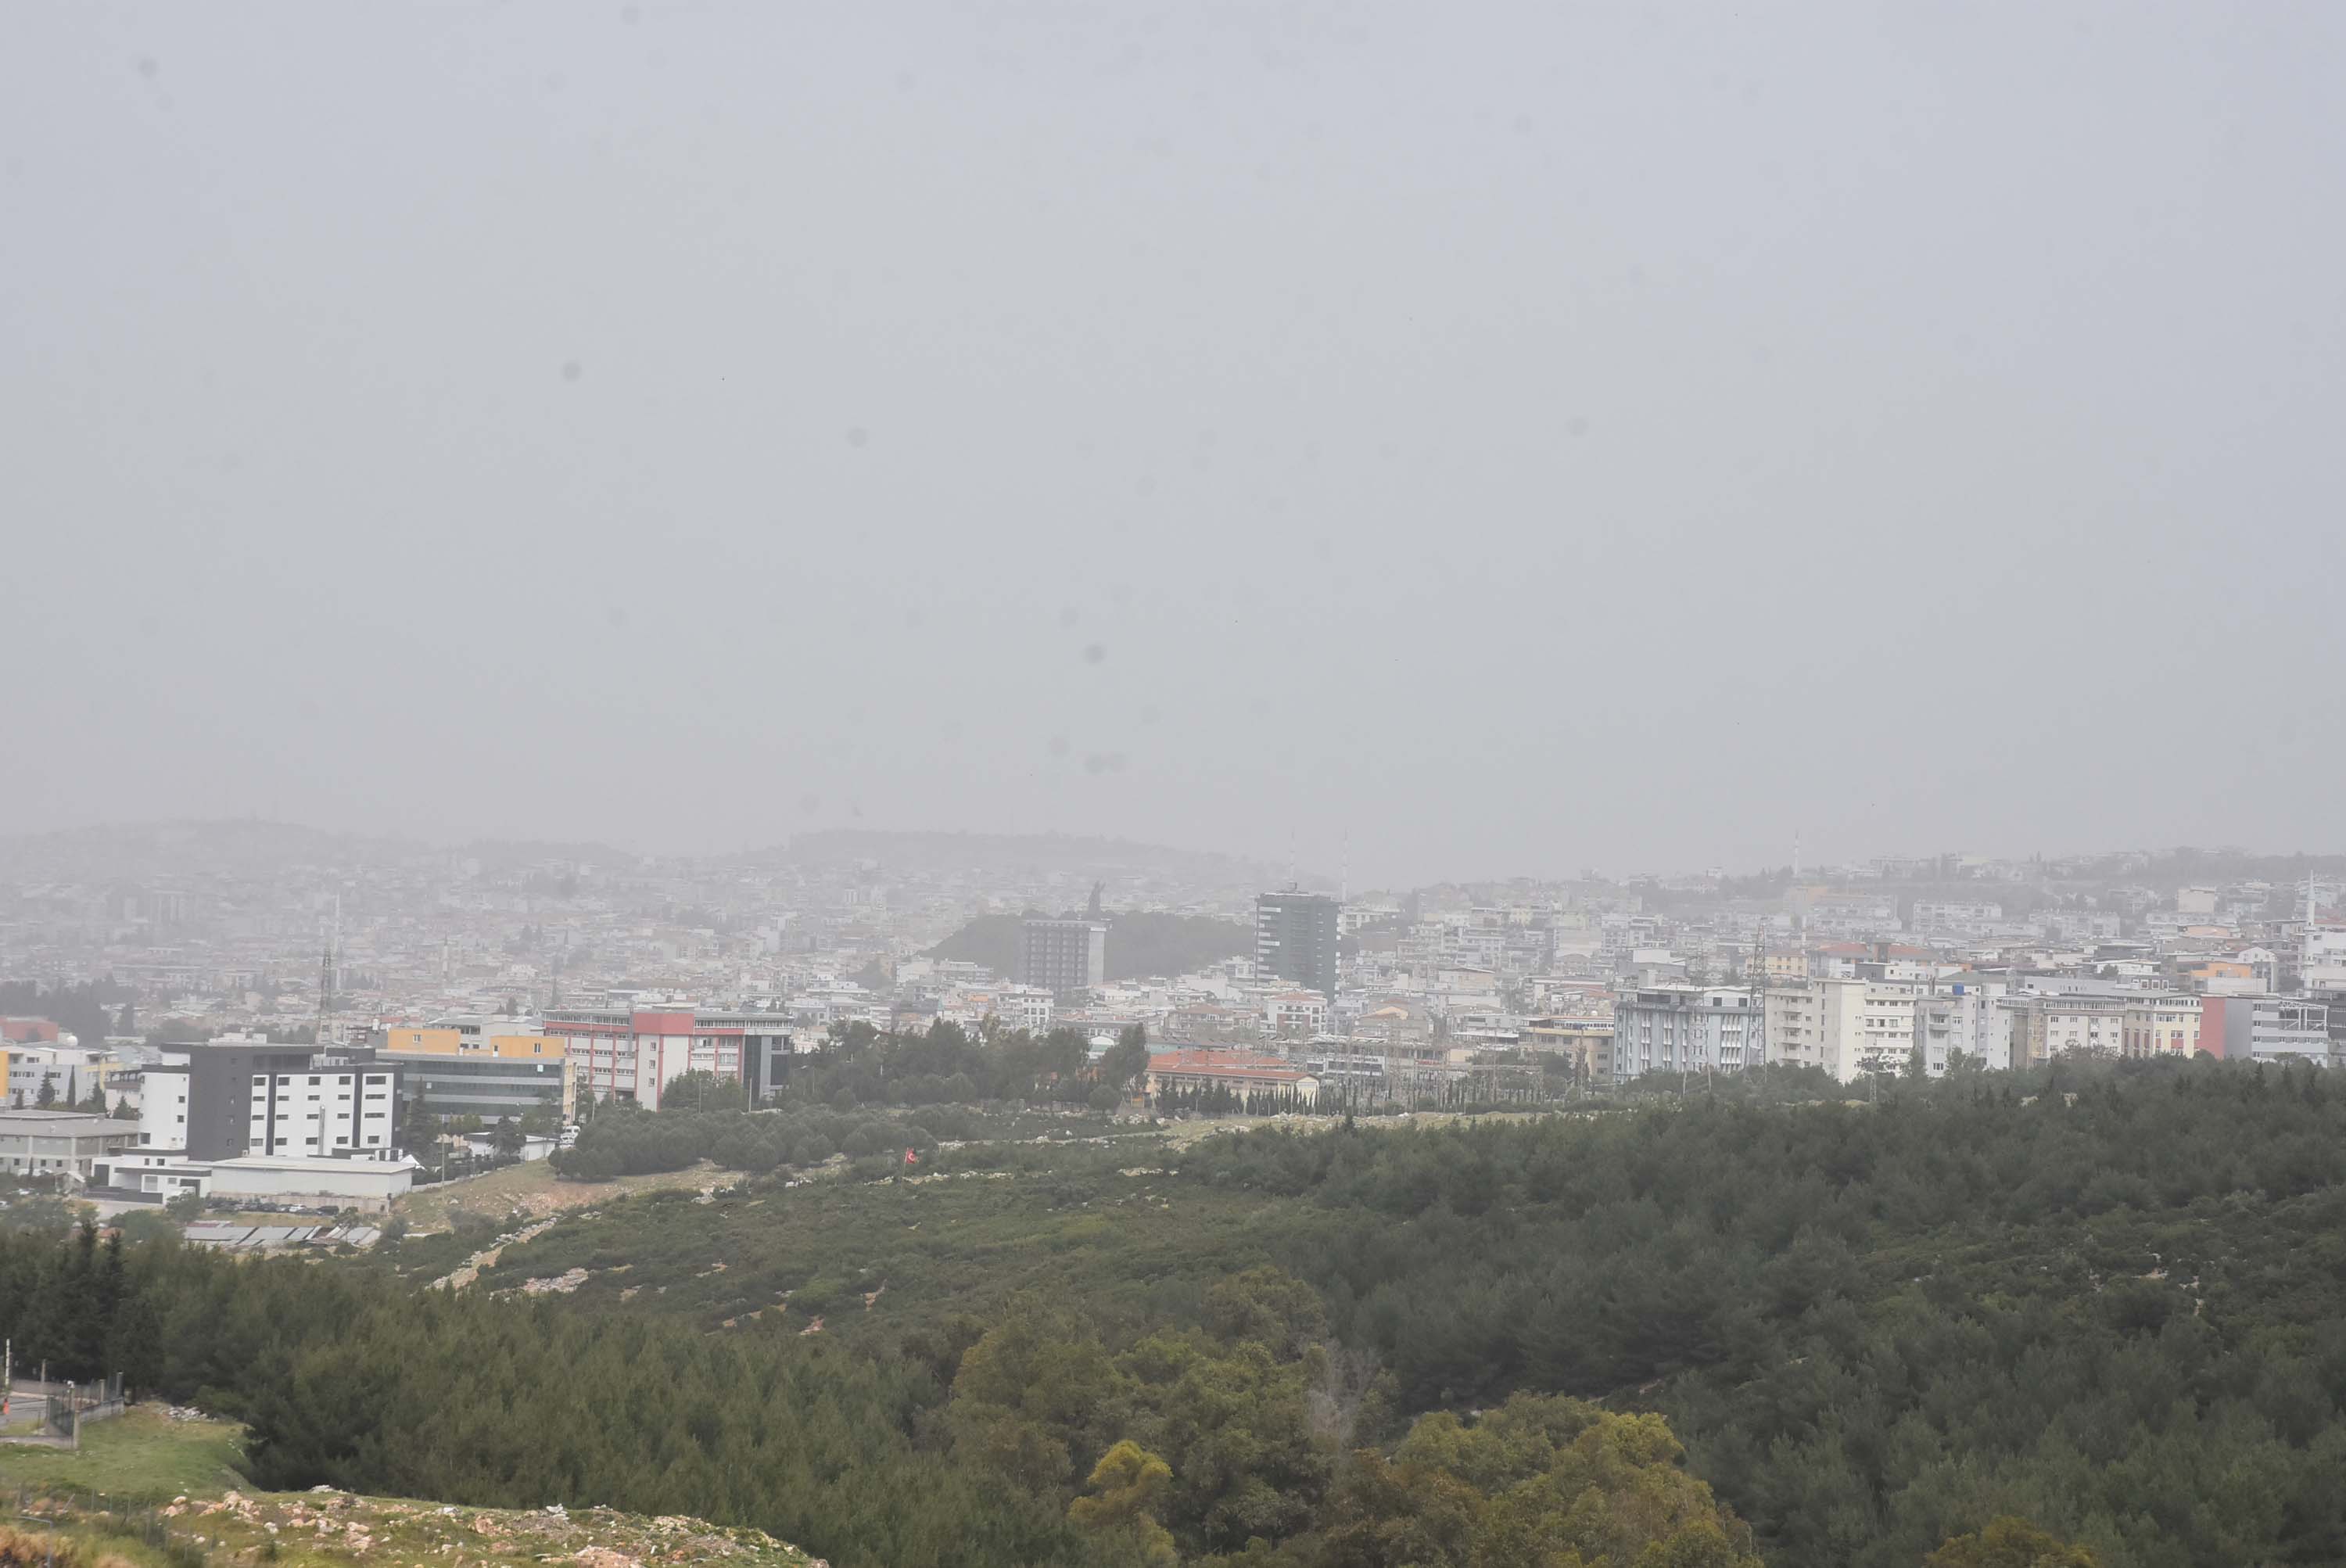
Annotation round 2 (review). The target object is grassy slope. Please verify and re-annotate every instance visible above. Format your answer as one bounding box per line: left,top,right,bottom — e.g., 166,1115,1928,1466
476,1164,1299,1340
0,1410,244,1501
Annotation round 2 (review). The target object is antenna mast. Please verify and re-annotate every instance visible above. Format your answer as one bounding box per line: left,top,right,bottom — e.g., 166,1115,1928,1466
317,895,339,1047
1792,829,1807,951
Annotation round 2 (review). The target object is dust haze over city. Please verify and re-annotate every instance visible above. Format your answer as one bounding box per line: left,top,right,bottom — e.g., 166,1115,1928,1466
6,3,2341,885
9,9,2346,1568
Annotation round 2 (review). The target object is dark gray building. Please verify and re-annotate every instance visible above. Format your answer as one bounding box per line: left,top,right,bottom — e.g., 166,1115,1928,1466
382,1051,573,1125
1256,890,1342,996
1017,917,1109,998
185,1041,314,1159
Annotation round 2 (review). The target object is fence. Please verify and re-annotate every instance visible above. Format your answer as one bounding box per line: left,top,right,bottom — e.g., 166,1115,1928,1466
1,1378,127,1449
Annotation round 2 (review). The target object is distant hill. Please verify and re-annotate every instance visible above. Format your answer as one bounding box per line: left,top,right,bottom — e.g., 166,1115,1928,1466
930,910,1250,981
0,819,426,882
0,820,640,883
766,828,1295,885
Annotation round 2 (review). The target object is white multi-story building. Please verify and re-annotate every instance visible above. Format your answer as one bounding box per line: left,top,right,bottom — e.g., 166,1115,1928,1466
1268,991,1329,1038
1912,902,2004,928
1764,984,1828,1075
137,1066,193,1150
1846,980,1921,1077
1914,977,2014,1071
1612,985,1764,1082
4,1046,114,1110
1763,978,1922,1082
2301,928,2346,997
1909,902,2007,941
992,985,1056,1035
2043,911,2123,943
246,1066,401,1157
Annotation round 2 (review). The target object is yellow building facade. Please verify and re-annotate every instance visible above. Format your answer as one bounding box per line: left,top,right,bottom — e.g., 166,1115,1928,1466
382,1028,567,1060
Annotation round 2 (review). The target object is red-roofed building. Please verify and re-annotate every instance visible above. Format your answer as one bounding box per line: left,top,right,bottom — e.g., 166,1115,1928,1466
1145,1049,1320,1105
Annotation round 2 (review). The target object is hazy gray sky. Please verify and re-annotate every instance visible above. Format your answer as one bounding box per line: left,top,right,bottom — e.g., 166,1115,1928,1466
5,3,2341,887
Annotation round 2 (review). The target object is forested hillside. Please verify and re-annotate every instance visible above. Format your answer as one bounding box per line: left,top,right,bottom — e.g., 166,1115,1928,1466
11,1058,2341,1567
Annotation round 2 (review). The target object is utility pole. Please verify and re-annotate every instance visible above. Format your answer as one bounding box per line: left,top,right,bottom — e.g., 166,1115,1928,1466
1750,923,1767,1076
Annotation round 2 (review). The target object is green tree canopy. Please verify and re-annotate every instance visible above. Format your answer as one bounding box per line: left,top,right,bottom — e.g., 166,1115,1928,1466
1923,1518,2100,1568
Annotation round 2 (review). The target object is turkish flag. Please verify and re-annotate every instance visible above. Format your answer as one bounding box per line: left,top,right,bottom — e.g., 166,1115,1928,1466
903,1148,918,1165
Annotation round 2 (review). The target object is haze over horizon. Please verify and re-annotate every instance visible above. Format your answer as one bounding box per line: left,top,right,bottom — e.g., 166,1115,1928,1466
7,3,2342,889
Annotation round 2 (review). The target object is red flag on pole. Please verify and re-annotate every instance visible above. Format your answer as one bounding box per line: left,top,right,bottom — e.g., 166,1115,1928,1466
903,1147,918,1165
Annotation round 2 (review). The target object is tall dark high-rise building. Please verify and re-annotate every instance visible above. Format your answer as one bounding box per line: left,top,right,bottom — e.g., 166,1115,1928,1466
1256,890,1342,996
1017,916,1108,998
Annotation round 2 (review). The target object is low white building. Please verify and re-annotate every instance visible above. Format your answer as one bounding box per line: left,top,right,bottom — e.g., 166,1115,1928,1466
0,1110,138,1182
97,1152,421,1212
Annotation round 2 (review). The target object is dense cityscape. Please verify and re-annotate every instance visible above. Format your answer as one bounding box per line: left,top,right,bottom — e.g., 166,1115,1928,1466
4,822,2341,1212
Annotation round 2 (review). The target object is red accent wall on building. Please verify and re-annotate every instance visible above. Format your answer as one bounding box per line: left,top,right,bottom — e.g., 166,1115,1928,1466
2199,996,2228,1060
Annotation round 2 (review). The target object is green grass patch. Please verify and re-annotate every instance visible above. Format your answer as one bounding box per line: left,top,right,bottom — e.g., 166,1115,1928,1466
0,1408,245,1502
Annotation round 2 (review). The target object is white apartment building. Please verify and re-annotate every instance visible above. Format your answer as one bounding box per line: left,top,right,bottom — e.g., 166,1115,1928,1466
2301,928,2346,997
137,1067,193,1150
2043,911,2123,943
1846,980,1921,1078
1914,978,2014,1071
1764,984,1828,1075
994,985,1056,1035
1763,978,1922,1082
246,1067,400,1157
1613,986,1764,1082
4,1047,113,1109
1912,902,2004,928
1268,991,1329,1037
